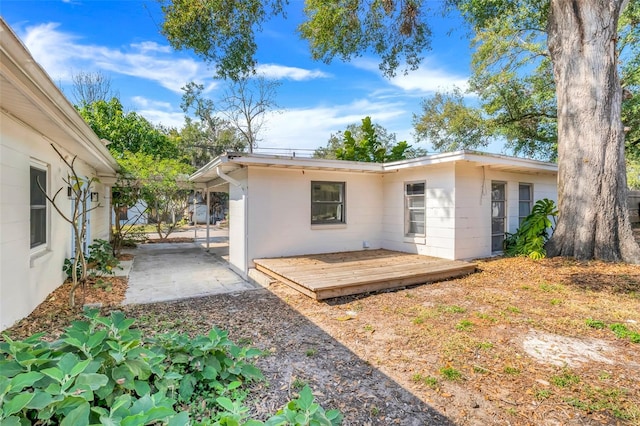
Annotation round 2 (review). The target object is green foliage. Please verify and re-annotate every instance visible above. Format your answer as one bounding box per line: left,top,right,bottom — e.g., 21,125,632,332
117,152,195,239
585,318,606,330
439,366,463,381
504,198,558,259
63,240,121,280
413,87,492,152
87,239,120,277
609,323,640,343
77,98,180,159
317,116,423,163
0,309,342,425
263,385,343,426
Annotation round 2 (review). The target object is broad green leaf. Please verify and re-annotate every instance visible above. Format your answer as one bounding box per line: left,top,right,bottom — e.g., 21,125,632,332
58,353,80,375
74,373,108,391
25,391,55,410
178,374,195,400
3,392,34,416
141,406,175,423
69,359,92,377
11,371,44,392
133,380,150,397
0,360,25,378
129,394,153,415
60,401,90,426
167,411,190,426
120,412,147,426
86,330,107,350
297,386,314,410
0,416,22,426
216,396,236,412
240,364,264,380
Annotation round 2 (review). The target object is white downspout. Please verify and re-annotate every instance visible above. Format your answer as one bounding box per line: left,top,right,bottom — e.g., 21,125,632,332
215,166,248,277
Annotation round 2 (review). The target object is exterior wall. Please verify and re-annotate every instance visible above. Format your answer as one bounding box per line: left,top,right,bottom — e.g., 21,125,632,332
0,112,111,330
453,163,558,260
245,167,384,265
381,163,457,259
227,168,248,277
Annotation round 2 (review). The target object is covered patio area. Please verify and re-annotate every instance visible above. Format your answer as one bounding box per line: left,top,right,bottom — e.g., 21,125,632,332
254,249,477,300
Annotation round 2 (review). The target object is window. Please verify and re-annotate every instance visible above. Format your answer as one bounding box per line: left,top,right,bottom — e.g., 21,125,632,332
405,181,426,236
518,183,532,225
30,165,47,249
491,181,506,252
311,181,345,224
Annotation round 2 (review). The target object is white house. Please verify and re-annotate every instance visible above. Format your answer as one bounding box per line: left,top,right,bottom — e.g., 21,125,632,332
190,151,558,279
0,19,119,330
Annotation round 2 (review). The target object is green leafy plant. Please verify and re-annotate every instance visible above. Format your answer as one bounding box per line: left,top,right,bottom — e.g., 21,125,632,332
504,198,558,259
0,309,342,425
87,239,121,276
439,366,463,381
264,385,343,426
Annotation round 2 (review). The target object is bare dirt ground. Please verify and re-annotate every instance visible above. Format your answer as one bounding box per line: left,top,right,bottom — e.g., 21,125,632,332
5,254,640,425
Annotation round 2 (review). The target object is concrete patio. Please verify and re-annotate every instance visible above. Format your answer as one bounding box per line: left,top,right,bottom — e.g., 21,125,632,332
120,226,258,305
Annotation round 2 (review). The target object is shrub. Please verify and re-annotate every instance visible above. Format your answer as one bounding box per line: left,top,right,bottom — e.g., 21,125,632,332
504,198,558,259
63,239,121,280
0,309,342,425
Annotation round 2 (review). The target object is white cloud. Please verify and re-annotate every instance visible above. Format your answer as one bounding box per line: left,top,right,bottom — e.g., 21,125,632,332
18,22,212,94
256,64,330,81
257,99,410,152
352,57,469,95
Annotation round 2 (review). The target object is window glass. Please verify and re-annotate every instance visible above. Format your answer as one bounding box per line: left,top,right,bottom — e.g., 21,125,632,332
311,182,345,224
518,183,533,225
405,181,426,236
491,181,506,252
30,166,47,248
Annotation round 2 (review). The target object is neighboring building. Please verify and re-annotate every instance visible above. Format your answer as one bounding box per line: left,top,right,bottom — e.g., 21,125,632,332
0,19,119,330
190,151,558,279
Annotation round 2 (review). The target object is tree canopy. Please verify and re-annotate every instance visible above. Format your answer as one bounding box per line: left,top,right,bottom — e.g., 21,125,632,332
315,117,424,162
414,1,638,162
77,98,181,159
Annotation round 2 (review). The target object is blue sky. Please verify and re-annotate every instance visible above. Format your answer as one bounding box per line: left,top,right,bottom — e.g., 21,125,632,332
2,0,489,155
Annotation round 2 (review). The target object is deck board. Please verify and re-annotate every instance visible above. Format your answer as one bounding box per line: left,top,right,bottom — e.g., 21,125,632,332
254,249,476,300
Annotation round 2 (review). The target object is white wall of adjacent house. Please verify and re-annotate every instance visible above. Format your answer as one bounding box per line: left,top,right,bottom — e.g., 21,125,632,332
453,163,558,260
0,113,111,331
381,162,457,259
244,167,384,267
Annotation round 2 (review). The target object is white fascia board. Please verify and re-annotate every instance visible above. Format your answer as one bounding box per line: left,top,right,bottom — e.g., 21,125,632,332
383,150,557,173
226,152,384,173
0,19,118,174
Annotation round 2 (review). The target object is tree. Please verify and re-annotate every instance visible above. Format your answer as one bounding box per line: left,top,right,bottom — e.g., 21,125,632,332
78,98,181,159
118,152,194,240
415,3,638,162
219,75,281,153
315,117,425,162
412,87,493,154
180,82,247,166
71,71,118,106
38,144,100,308
159,0,639,262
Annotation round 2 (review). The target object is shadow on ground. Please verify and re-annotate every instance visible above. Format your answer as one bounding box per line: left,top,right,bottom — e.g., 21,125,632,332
124,289,455,425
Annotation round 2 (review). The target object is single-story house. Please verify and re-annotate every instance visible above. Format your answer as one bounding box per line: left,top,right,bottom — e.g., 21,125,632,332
0,19,119,330
190,151,558,280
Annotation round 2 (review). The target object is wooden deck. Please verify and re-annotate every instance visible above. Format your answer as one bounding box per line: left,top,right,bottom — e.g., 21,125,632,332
254,249,477,300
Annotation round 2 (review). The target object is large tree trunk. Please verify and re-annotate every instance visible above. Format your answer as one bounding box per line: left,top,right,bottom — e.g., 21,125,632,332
545,0,640,263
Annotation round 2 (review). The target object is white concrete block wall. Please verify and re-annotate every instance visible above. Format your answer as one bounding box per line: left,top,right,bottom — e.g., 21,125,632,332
453,163,558,260
227,168,248,278
381,163,456,259
1,113,111,330
246,167,384,263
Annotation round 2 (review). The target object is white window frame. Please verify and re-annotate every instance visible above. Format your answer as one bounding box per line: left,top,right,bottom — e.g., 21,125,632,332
30,160,49,254
311,181,346,225
405,181,426,237
518,183,533,226
491,181,507,253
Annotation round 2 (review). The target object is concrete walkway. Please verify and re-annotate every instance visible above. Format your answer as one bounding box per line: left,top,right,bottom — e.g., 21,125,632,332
121,227,258,305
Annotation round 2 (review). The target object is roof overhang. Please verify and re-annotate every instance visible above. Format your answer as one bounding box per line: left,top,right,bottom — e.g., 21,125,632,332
190,150,557,187
0,18,118,176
